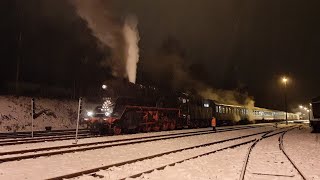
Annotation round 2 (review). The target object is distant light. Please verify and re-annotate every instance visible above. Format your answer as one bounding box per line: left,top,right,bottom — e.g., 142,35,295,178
307,110,310,112
204,103,209,108
309,103,312,106
87,111,93,117
304,107,307,110
299,105,303,109
105,112,110,116
282,77,288,84
102,84,107,89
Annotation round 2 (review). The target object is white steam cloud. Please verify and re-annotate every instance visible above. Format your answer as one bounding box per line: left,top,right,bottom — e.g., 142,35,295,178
71,0,127,78
123,15,140,83
143,40,255,110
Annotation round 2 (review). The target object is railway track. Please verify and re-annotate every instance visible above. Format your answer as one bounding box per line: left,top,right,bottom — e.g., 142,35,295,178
239,125,306,180
46,126,288,180
0,124,271,164
0,129,89,139
279,129,307,180
0,133,94,146
0,124,271,146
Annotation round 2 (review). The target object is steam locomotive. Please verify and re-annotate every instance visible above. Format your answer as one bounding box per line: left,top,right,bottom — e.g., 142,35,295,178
83,79,299,134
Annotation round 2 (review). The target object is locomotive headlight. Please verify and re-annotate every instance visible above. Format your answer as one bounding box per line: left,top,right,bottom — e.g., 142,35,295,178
87,111,94,117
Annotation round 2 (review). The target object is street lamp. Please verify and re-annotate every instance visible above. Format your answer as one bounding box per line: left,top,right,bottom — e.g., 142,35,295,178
309,103,312,120
281,76,289,125
282,77,288,84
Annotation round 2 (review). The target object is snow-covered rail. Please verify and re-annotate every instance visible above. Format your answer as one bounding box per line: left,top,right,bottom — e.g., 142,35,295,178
0,126,272,163
240,125,306,180
0,131,93,146
0,134,93,146
0,125,266,163
279,129,307,180
0,129,89,139
0,124,271,146
47,130,273,180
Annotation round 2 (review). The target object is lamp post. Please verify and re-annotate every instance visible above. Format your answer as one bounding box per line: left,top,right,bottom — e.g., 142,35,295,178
282,77,288,125
309,103,312,121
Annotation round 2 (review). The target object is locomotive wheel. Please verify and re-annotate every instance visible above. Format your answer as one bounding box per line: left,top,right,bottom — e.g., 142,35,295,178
113,126,122,135
161,123,169,131
142,125,151,132
169,122,176,130
152,125,160,131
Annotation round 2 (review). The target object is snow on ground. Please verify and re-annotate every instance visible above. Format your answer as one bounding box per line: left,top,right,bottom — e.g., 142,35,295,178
128,144,252,180
0,126,274,180
284,126,320,180
246,132,302,180
76,139,255,180
0,96,84,132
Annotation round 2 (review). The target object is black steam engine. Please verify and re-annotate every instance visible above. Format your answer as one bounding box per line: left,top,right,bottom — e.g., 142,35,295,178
83,79,213,134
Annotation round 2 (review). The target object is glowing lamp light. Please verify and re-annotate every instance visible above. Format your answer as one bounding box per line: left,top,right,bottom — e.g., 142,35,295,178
282,77,288,84
299,105,303,109
87,111,93,117
102,84,107,90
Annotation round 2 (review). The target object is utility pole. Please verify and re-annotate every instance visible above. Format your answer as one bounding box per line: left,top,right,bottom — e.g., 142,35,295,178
284,82,288,125
281,77,288,125
31,98,35,138
74,97,82,144
309,103,312,121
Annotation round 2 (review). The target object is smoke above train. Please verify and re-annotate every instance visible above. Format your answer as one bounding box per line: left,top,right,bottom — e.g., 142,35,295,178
71,0,254,108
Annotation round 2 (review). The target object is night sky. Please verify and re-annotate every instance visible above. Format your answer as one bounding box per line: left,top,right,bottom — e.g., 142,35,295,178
1,0,320,111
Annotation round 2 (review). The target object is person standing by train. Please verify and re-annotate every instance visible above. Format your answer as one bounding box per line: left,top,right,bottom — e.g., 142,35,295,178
211,116,217,132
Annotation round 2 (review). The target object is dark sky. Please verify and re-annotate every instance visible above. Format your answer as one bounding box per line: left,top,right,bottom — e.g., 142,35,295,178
1,0,320,110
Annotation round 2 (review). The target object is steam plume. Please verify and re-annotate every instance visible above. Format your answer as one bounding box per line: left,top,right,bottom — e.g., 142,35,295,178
144,37,255,108
123,15,140,83
71,0,127,78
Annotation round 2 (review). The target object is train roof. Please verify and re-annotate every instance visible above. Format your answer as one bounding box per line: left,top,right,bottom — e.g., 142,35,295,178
214,102,245,108
214,102,291,113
